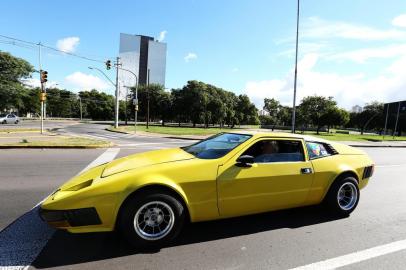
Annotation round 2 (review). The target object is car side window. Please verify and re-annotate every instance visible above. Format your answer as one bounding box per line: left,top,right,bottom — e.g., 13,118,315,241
7,115,14,118
306,142,330,159
241,139,305,163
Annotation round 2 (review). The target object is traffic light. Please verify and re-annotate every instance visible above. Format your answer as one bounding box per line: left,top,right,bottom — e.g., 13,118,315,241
39,92,46,101
106,60,111,70
40,70,48,83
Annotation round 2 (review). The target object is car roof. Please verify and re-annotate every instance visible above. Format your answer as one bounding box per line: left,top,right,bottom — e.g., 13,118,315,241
227,130,329,143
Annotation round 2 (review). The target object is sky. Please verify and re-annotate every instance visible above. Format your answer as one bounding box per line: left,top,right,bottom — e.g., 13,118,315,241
2,0,406,110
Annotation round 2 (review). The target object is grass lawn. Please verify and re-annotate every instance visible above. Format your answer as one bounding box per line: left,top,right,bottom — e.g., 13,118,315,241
0,128,40,133
109,125,250,136
1,136,111,148
110,125,406,142
302,132,406,142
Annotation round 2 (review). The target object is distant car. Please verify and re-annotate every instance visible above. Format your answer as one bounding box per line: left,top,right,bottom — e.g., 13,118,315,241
40,132,374,248
0,114,20,124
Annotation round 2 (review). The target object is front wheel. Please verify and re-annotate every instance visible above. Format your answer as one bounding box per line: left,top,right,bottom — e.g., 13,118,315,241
15,120,19,124
325,176,360,216
118,192,186,248
2,120,6,124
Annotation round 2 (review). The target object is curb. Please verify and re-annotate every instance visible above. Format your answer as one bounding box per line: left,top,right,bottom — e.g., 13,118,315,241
105,128,130,135
348,144,406,148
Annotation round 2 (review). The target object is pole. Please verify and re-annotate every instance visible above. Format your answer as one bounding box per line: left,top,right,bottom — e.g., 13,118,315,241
147,68,150,129
135,81,138,133
114,57,120,128
79,96,83,121
393,102,401,138
125,86,128,125
291,0,300,134
383,103,390,140
38,42,44,134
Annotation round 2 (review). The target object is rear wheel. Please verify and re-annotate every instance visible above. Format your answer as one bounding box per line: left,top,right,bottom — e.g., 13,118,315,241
118,192,186,248
325,176,359,216
15,120,19,124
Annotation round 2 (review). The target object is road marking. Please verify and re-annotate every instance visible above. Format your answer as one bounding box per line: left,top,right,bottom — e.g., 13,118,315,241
0,148,120,270
289,239,406,270
79,147,120,174
375,164,405,168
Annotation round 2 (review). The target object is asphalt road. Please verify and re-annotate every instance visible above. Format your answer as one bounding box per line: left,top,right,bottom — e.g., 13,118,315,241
1,124,406,269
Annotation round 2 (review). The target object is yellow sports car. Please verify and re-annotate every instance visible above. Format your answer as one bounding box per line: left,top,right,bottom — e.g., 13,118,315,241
40,132,374,247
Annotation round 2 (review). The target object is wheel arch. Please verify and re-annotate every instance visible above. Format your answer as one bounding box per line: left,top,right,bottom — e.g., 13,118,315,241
321,170,359,202
115,183,191,229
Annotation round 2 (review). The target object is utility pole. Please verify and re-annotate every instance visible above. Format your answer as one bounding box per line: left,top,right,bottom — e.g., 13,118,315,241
38,42,44,134
125,86,128,125
383,103,390,140
146,68,150,129
393,101,401,138
291,0,300,133
79,96,83,121
114,57,121,129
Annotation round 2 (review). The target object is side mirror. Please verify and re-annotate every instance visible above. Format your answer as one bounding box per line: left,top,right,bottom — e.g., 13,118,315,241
236,155,254,167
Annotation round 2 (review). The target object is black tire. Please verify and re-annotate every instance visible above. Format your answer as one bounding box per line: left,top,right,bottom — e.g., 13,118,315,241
118,192,186,248
2,120,6,124
325,176,360,216
15,120,19,124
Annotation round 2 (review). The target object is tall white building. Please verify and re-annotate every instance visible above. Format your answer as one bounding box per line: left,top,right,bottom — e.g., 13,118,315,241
118,33,167,99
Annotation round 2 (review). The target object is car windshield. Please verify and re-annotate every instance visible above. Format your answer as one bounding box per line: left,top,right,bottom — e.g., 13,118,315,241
182,133,252,159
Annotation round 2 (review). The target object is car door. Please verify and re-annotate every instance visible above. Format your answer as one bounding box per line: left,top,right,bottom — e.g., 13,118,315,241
7,114,15,124
217,137,314,217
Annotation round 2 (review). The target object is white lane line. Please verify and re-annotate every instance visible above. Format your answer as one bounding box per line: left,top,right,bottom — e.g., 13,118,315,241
375,164,405,168
289,239,406,270
79,147,120,174
0,148,120,270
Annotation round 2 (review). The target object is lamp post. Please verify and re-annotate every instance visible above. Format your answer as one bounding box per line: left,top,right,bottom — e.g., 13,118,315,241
291,0,300,133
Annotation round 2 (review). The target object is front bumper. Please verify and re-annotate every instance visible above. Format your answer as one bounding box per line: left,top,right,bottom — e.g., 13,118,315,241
39,207,102,228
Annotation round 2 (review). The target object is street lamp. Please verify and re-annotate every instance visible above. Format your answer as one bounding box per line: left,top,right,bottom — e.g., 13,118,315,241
291,0,300,133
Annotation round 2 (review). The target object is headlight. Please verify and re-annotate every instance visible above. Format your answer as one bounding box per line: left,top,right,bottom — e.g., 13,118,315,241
65,179,93,191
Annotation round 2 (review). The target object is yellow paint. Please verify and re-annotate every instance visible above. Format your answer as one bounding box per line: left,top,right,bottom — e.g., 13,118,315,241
40,132,374,233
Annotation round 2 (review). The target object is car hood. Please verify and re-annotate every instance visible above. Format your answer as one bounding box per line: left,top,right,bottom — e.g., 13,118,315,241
101,147,195,177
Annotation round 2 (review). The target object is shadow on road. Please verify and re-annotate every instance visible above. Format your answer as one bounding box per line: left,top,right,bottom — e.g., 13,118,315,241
32,205,345,268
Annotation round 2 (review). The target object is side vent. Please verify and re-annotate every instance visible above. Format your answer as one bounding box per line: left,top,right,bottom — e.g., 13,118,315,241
325,144,339,155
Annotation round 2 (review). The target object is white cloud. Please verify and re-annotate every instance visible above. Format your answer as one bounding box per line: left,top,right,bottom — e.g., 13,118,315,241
21,78,58,88
65,72,110,91
302,17,406,41
184,52,197,62
56,37,80,53
244,53,406,110
157,30,167,42
329,44,406,63
392,14,406,28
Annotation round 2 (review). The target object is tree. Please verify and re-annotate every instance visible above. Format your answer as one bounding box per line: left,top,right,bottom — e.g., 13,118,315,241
0,51,34,113
348,102,384,134
320,107,350,132
298,95,337,134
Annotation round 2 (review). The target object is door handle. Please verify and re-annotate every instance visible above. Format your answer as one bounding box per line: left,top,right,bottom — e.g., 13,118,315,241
301,168,313,174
